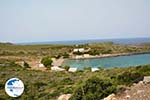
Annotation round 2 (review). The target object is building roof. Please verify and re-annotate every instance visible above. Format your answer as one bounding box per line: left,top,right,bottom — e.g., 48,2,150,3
68,68,77,72
73,48,85,52
91,68,99,72
51,66,65,71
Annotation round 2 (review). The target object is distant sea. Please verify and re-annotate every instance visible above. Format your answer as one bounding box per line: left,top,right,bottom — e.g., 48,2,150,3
17,37,150,45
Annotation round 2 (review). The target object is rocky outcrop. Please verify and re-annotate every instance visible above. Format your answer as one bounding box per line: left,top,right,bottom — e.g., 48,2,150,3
115,81,150,100
104,80,150,100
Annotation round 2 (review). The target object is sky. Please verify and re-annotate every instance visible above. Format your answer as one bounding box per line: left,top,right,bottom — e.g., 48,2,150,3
0,0,149,43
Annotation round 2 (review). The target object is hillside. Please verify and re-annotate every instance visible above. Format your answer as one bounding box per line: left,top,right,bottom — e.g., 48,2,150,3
0,59,150,100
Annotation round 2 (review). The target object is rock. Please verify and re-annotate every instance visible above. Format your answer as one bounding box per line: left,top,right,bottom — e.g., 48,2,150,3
126,95,130,99
39,63,44,67
138,81,143,85
143,76,150,84
133,83,137,86
103,94,116,100
137,90,143,94
57,94,71,100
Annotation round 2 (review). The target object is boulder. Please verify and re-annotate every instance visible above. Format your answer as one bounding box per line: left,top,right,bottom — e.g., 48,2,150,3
57,94,71,100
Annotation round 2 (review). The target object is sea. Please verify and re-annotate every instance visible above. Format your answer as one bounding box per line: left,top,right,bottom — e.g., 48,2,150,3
62,54,150,69
17,37,150,45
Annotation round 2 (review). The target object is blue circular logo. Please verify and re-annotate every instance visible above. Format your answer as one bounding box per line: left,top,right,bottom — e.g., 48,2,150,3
5,78,24,97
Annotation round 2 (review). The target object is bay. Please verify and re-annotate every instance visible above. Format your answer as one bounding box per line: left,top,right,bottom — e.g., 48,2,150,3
62,54,150,69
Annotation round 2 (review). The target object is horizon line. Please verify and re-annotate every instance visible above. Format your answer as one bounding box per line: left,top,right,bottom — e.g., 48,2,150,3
1,37,150,44
15,37,150,45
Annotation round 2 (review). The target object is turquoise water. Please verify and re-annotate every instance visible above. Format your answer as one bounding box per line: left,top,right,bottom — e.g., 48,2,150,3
62,54,150,69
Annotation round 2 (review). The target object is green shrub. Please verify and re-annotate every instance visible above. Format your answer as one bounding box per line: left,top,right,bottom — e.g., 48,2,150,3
87,50,98,55
69,77,117,100
73,51,84,55
63,87,74,94
136,65,150,75
83,67,91,72
23,61,31,68
0,83,4,89
60,78,74,85
101,49,112,54
34,82,47,89
55,54,61,59
116,71,143,85
48,91,60,98
63,53,70,58
64,66,70,71
41,57,53,68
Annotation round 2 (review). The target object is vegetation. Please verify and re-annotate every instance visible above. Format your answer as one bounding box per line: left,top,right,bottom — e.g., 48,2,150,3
86,42,150,55
116,71,143,85
0,43,73,57
41,57,53,68
0,42,150,99
0,59,150,100
0,42,150,57
23,61,31,68
83,67,91,72
62,53,70,58
69,77,116,100
64,65,70,71
73,51,84,55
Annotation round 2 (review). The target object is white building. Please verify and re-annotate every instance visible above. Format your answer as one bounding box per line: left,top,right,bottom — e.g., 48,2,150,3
73,48,85,52
91,68,99,72
78,48,84,52
73,49,79,52
51,66,65,71
68,68,77,72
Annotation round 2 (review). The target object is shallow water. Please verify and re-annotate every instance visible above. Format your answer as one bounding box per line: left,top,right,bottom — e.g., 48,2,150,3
62,54,150,69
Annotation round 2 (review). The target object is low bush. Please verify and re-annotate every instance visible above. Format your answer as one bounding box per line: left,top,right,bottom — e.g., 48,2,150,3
64,65,70,71
69,77,117,100
23,61,31,68
41,57,53,68
116,71,143,85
